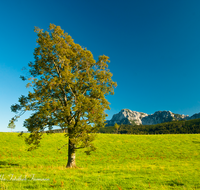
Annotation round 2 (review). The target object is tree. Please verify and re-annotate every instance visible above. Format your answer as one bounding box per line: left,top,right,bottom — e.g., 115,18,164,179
9,24,117,168
8,122,15,132
114,123,120,134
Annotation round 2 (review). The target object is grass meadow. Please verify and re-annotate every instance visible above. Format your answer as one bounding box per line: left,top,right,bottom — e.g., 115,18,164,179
0,133,200,189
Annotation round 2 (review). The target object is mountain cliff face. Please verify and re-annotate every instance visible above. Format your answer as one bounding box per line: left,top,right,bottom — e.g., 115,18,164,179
141,111,188,125
106,109,148,126
106,109,193,126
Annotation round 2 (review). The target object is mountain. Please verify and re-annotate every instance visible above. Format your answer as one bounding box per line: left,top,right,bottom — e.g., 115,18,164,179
106,109,148,126
106,109,194,126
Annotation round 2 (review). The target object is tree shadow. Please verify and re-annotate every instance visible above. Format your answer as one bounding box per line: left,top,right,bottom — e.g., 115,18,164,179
192,141,200,144
167,179,184,187
0,161,19,168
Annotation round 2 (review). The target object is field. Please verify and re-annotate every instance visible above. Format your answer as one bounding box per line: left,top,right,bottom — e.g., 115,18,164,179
0,133,200,189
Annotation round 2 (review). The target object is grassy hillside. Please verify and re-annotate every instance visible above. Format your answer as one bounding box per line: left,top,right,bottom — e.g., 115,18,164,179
0,133,200,189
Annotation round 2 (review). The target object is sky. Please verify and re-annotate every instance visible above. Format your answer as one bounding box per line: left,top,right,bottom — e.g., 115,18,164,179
1,0,200,132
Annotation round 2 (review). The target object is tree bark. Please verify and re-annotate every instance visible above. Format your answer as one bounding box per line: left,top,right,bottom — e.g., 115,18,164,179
66,138,76,168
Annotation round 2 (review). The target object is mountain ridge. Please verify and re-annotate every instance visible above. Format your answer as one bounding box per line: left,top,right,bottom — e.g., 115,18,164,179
106,109,199,126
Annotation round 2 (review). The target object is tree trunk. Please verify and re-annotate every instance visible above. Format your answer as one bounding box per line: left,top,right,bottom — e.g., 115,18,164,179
66,138,76,168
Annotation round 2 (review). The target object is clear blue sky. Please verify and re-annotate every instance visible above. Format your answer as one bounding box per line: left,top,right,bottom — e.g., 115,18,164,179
1,0,200,132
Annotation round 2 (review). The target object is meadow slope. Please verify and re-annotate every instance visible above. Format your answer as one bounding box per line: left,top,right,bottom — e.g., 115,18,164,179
0,133,200,189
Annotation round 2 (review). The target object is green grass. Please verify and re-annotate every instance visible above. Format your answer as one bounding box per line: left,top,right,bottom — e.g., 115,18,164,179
0,133,200,189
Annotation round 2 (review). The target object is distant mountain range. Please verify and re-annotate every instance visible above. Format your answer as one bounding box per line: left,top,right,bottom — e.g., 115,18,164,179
106,109,200,126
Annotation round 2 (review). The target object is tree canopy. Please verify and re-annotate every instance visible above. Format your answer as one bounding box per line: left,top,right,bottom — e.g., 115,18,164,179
9,24,117,168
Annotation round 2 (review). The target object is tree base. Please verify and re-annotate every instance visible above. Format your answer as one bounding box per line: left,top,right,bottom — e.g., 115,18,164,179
66,164,77,168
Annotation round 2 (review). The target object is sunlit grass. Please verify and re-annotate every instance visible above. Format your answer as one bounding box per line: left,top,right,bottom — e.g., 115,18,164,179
0,133,200,189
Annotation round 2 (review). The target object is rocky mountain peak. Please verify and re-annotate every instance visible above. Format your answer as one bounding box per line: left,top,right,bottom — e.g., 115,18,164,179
106,109,193,126
107,109,148,126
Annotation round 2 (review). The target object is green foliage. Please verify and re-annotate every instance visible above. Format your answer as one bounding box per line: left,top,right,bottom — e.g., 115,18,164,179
102,118,200,134
114,123,120,134
99,126,115,133
7,121,16,132
0,132,200,189
9,24,116,166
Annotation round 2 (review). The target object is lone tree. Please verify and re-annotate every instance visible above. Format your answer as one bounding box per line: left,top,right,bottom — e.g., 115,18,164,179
9,24,117,168
114,123,120,134
8,122,15,132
